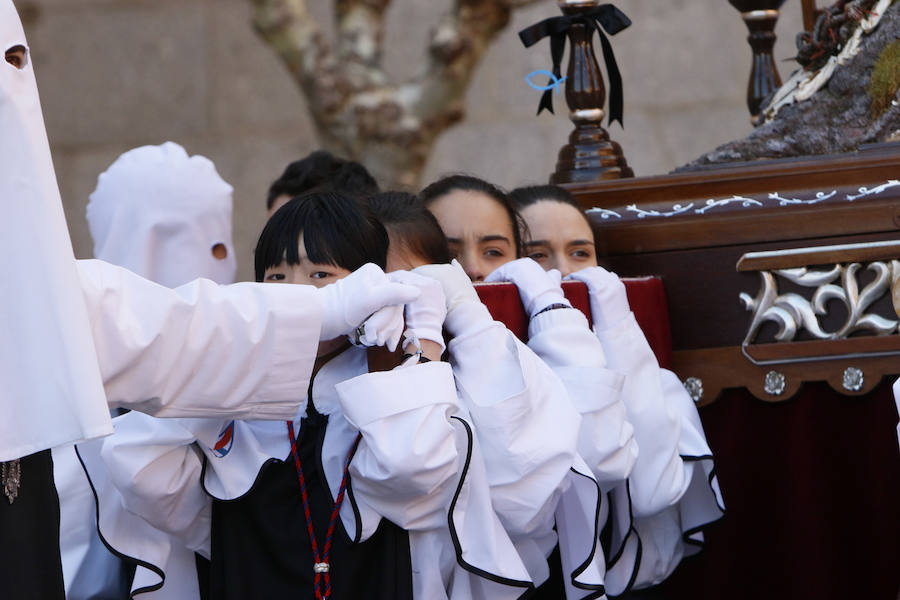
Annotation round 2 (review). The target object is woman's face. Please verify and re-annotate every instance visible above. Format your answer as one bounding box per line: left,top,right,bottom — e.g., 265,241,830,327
520,200,597,277
427,190,516,281
262,233,352,289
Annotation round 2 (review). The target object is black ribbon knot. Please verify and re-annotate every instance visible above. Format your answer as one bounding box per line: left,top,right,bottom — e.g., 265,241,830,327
518,4,631,126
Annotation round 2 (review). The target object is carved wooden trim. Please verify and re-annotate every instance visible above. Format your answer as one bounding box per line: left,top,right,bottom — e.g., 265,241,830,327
736,240,900,271
673,345,896,406
574,143,900,402
570,143,900,255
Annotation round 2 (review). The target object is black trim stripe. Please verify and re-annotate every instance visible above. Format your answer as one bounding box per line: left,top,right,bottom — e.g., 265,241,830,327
74,444,166,598
446,416,535,592
680,459,726,549
605,480,636,566
345,472,363,544
609,456,725,597
566,466,606,594
199,452,282,503
605,479,642,600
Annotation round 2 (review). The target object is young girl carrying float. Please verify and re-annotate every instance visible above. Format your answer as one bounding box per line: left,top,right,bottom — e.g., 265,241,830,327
507,184,725,594
421,176,723,597
371,189,631,600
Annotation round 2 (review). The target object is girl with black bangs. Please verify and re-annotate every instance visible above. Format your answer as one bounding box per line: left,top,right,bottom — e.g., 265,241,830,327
100,191,494,600
105,191,542,600
234,192,542,600
255,191,389,285
205,191,463,599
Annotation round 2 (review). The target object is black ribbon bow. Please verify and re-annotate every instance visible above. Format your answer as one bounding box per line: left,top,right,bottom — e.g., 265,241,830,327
518,4,631,126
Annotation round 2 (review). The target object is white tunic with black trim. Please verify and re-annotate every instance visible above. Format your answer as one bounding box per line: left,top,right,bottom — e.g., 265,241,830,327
91,347,534,599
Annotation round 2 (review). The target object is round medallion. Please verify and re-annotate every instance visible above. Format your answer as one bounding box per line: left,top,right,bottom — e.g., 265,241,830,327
764,370,786,395
842,367,864,392
683,377,704,403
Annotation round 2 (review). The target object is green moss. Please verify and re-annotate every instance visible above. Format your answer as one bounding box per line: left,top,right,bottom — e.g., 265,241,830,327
869,39,900,118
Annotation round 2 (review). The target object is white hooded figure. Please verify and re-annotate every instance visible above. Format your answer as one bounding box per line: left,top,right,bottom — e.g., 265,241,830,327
87,141,238,288
55,143,239,600
0,0,113,465
0,0,414,453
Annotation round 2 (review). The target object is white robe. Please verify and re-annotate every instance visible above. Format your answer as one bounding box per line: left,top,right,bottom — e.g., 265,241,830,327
88,348,533,599
59,141,246,598
444,301,591,595
526,306,639,599
77,259,323,420
592,312,725,594
0,0,111,461
0,0,323,457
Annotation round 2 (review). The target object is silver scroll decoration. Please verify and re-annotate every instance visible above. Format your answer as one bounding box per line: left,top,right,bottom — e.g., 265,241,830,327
740,260,900,345
587,180,899,221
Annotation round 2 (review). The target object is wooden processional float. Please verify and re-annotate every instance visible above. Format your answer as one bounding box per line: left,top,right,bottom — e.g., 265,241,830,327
514,1,900,599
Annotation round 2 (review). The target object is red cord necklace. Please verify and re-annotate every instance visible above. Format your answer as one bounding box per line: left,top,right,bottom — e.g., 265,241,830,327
286,419,361,600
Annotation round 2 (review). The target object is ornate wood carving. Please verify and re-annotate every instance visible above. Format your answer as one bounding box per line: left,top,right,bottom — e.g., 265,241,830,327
568,141,900,403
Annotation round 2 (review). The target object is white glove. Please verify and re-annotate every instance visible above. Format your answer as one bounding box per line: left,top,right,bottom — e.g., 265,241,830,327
412,260,479,313
413,260,492,337
566,266,630,331
485,258,571,318
388,270,448,355
355,304,406,352
319,263,420,350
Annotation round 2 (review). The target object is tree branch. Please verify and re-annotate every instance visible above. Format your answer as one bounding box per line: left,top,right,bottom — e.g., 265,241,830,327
250,0,349,125
335,0,392,76
407,0,515,128
249,0,548,187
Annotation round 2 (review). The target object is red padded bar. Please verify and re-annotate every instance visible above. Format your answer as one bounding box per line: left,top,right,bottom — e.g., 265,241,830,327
474,277,673,369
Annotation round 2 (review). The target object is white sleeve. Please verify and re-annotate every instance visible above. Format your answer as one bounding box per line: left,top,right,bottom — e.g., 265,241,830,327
99,411,213,557
528,307,638,488
446,303,581,538
77,259,323,420
335,360,463,531
595,312,688,517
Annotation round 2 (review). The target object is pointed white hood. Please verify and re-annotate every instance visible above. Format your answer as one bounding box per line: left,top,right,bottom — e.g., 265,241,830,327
0,0,112,461
87,142,237,287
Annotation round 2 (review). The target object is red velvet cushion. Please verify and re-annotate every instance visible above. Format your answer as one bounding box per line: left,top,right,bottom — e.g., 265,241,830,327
474,277,673,369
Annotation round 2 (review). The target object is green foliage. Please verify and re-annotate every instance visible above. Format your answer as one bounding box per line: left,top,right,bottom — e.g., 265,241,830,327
869,39,900,118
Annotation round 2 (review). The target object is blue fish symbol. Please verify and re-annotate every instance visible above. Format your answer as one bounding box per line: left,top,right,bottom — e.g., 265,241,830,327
525,70,567,94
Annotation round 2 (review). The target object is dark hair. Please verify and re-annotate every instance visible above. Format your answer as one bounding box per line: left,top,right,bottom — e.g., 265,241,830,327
367,192,451,265
266,151,379,210
508,184,580,211
510,184,595,246
254,191,388,282
419,175,526,258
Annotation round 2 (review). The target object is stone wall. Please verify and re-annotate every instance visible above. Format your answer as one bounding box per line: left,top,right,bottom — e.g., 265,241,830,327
21,0,803,282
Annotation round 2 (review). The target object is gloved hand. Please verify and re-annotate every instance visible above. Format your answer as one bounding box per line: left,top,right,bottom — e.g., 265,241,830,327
485,258,571,318
413,260,492,338
412,260,479,312
566,265,630,331
319,263,420,351
388,270,447,355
